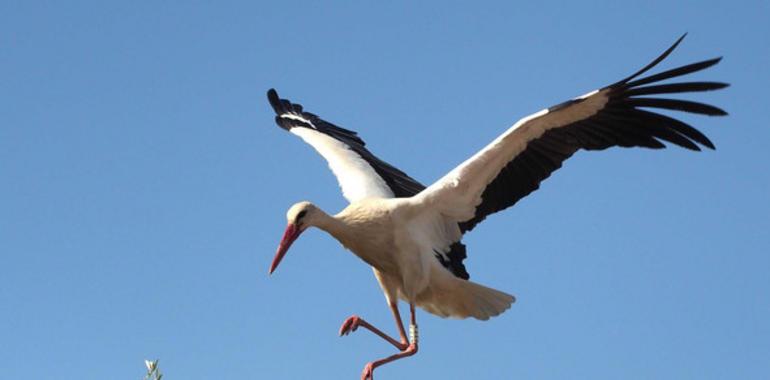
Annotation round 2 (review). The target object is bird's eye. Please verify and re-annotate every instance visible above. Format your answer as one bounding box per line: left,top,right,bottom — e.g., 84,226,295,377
297,210,307,220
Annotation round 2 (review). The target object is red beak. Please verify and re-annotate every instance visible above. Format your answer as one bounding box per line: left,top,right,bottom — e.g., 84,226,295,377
269,223,303,275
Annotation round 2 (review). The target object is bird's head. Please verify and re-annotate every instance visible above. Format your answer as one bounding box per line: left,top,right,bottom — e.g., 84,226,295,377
269,201,320,275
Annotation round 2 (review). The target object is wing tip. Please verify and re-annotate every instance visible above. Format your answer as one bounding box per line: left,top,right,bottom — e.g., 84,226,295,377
610,33,689,88
713,81,730,91
267,88,283,114
702,56,724,70
712,107,729,116
676,32,688,45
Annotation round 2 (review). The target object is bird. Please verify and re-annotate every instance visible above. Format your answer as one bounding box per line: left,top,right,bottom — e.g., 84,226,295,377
265,34,727,379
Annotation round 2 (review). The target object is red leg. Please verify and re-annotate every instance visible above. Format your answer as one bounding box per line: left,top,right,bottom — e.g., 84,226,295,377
359,303,419,380
339,301,408,350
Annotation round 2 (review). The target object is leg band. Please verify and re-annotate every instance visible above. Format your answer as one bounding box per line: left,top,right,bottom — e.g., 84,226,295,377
409,323,418,345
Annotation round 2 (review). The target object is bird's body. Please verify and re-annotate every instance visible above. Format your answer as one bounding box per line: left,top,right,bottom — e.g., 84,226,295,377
334,199,402,270
306,198,515,320
265,35,727,379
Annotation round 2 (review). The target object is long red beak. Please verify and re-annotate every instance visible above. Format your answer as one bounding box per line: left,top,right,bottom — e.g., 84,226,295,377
269,223,303,275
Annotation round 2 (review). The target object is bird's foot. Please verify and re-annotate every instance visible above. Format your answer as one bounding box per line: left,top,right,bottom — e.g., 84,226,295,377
339,315,362,336
358,343,418,379
361,362,374,380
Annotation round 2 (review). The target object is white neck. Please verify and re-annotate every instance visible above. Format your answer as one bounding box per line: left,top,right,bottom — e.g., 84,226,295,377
313,209,352,246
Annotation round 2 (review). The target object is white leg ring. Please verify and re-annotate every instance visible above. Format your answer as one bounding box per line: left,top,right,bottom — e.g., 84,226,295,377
409,323,418,345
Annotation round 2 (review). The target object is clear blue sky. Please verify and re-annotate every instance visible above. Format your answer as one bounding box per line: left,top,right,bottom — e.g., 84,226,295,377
2,1,768,379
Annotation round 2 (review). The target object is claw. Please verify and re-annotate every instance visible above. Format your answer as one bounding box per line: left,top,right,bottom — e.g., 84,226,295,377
339,315,361,336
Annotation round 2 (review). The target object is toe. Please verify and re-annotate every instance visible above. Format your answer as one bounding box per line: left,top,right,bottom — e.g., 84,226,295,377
360,363,374,380
339,316,360,336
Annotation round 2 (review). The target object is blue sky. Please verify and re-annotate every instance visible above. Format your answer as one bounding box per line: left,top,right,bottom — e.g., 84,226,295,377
2,1,769,379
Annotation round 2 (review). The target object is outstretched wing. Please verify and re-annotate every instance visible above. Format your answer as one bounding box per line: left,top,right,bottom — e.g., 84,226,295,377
268,89,471,279
417,34,728,232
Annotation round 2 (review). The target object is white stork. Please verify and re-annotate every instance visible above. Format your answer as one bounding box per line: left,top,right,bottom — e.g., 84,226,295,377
266,35,727,379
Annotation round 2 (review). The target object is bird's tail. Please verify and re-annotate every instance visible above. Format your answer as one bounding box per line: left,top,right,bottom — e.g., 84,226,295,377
457,280,515,320
418,277,515,320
